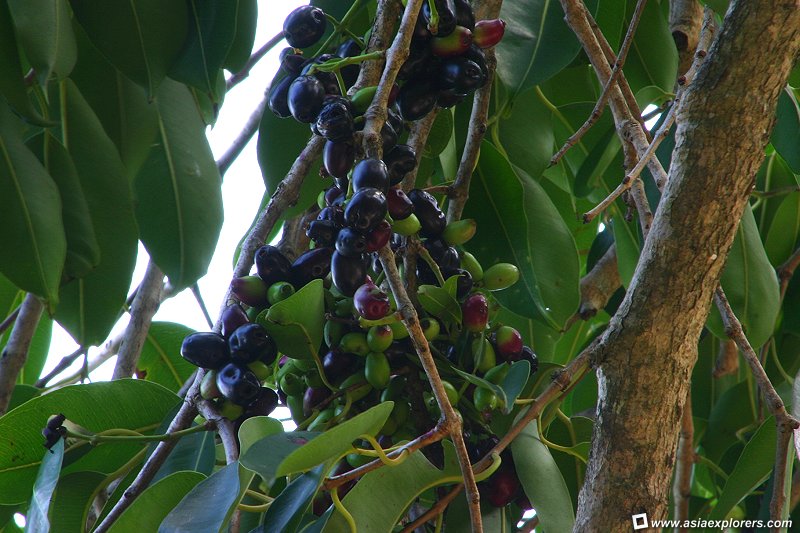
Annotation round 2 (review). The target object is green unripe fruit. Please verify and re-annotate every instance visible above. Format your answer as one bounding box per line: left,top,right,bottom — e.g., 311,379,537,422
276,359,299,382
391,400,411,427
246,305,261,322
473,387,499,411
305,371,324,389
483,263,520,291
334,298,354,317
247,360,272,381
347,450,373,468
380,414,399,436
442,380,459,406
365,352,391,389
442,218,477,245
293,358,317,372
287,395,305,424
420,317,441,340
392,213,422,236
317,190,326,209
307,407,335,432
341,373,373,402
381,375,406,401
231,275,269,308
367,324,394,352
389,320,409,340
200,371,221,400
340,332,369,356
484,363,510,385
267,281,295,305
460,251,484,281
472,337,497,373
220,400,244,420
280,372,304,396
351,85,378,114
324,320,345,349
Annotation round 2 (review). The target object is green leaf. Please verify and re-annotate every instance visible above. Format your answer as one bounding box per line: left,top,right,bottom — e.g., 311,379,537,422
147,407,215,483
159,462,239,533
109,471,205,533
495,0,598,102
7,384,39,411
424,109,454,158
451,366,508,408
277,402,394,477
500,360,531,414
7,0,76,83
135,79,223,290
262,465,324,533
223,0,257,72
613,216,641,288
138,322,197,393
709,417,776,520
238,416,285,454
257,105,324,220
771,88,800,174
256,279,325,361
0,108,66,307
49,471,106,533
702,381,757,462
169,1,238,97
0,380,179,505
55,79,138,346
706,207,780,349
0,1,49,125
622,1,678,96
464,142,580,328
323,441,462,533
241,431,318,482
765,193,800,266
0,274,53,385
497,86,554,181
69,0,188,97
511,419,575,533
417,284,462,324
26,439,63,532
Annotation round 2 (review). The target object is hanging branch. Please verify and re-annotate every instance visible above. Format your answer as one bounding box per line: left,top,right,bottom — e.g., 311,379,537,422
0,294,44,414
226,32,285,91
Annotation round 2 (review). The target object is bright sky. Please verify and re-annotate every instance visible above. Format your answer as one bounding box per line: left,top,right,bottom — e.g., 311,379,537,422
41,1,304,384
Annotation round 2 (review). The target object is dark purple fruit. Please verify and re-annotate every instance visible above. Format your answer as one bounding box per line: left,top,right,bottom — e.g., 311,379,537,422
437,89,466,109
387,106,404,134
386,187,415,220
345,188,388,233
230,275,269,307
408,189,446,237
422,0,457,36
336,227,368,257
463,293,488,332
323,141,355,181
424,239,460,270
303,386,332,416
229,323,278,365
454,0,476,29
245,387,279,417
324,185,346,206
290,247,333,287
221,304,249,340
301,55,341,96
511,345,538,374
398,78,438,121
365,220,392,252
268,75,294,118
307,219,339,247
283,6,327,49
354,280,390,320
381,122,398,153
288,75,325,123
255,245,292,286
463,45,489,84
398,46,435,81
384,145,417,186
315,101,354,141
331,251,368,296
181,332,230,369
352,158,390,193
280,50,306,75
216,363,261,406
439,57,485,93
322,350,358,384
447,267,473,299
485,464,521,507
318,205,345,226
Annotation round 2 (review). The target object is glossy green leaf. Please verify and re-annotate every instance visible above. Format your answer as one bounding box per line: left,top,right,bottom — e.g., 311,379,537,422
0,380,179,505
0,109,66,308
170,1,238,96
623,1,678,96
262,466,324,533
147,407,216,483
277,402,394,476
238,416,285,455
69,0,188,97
593,0,626,50
110,471,205,533
495,0,598,102
464,142,579,328
256,279,325,361
0,274,53,385
709,417,776,520
451,367,508,408
417,284,461,324
706,207,780,349
159,462,239,533
500,360,531,414
702,381,757,462
138,322,197,392
26,439,63,532
424,109,454,158
765,193,800,266
49,471,106,533
55,79,139,346
223,0,257,72
771,88,800,174
241,431,318,482
7,384,39,411
756,153,798,239
323,441,462,533
135,79,223,290
512,419,575,532
7,0,76,83
497,86,554,181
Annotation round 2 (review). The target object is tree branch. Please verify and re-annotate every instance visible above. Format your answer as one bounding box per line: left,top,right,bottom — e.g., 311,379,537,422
0,294,43,414
669,0,705,75
673,388,694,531
0,305,19,337
217,93,268,176
226,32,285,91
778,246,800,300
401,109,438,191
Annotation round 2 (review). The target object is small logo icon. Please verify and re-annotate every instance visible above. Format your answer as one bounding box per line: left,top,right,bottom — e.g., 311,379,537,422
631,513,649,530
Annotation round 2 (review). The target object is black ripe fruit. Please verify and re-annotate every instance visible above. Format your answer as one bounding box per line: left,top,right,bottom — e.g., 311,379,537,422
229,323,278,365
439,57,485,93
422,0,457,37
221,304,249,340
268,75,295,118
331,251,368,296
384,145,417,185
290,247,333,288
386,187,415,220
288,75,325,123
283,6,327,49
454,0,476,29
181,332,230,370
336,227,368,257
323,141,355,179
216,363,261,406
398,78,438,121
352,158,390,193
408,189,446,237
255,245,292,286
316,101,354,141
345,188,388,233
246,388,279,417
323,350,359,384
307,219,339,247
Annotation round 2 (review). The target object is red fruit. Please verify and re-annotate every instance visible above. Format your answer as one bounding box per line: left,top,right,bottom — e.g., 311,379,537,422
386,187,415,220
354,279,391,319
486,466,521,507
462,293,488,333
365,220,392,252
494,325,523,359
431,26,473,58
473,19,506,49
230,276,269,307
221,304,249,339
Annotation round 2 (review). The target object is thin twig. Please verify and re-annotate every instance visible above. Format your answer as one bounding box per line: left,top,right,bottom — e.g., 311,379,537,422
0,294,43,414
190,283,214,329
778,247,800,301
401,110,439,191
0,305,20,337
217,93,268,176
112,260,165,380
673,389,694,531
226,32,285,91
400,484,464,533
34,346,85,388
550,0,649,166
752,185,800,199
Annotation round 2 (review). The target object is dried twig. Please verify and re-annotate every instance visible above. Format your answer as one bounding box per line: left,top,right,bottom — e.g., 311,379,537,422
673,389,694,530
226,32,285,91
0,294,43,414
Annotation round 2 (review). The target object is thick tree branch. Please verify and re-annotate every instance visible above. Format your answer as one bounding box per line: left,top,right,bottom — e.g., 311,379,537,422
670,0,705,75
578,244,621,320
0,294,43,414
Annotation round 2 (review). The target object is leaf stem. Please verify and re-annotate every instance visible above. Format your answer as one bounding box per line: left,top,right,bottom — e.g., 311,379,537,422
65,421,213,446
